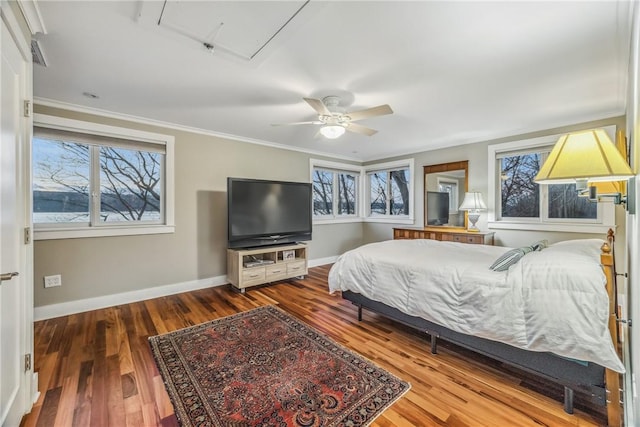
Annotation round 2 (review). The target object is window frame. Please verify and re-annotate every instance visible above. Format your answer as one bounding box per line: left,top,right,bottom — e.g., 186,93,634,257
310,158,414,225
310,159,362,224
487,127,615,233
33,114,175,240
364,159,414,222
334,170,358,217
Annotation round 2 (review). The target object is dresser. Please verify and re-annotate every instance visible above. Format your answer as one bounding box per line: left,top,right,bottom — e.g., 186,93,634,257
393,227,495,245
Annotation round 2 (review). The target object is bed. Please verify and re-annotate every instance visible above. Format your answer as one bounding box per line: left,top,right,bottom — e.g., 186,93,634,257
328,231,623,426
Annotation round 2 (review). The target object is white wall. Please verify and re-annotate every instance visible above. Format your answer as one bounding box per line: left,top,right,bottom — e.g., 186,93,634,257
625,2,640,424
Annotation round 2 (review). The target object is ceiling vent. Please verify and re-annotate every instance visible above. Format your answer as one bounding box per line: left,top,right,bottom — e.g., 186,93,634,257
30,40,47,67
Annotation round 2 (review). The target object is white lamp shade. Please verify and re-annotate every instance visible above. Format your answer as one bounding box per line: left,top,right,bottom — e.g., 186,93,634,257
459,192,486,211
535,129,634,184
320,125,346,139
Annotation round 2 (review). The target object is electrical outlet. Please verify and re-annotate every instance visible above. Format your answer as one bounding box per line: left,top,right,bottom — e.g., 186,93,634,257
44,274,62,288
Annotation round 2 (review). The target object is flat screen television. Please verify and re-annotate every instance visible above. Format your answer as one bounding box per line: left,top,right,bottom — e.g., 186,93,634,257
227,177,312,249
426,191,450,226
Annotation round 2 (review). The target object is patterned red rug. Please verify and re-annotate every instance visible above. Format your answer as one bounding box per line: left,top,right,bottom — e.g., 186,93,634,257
149,305,410,427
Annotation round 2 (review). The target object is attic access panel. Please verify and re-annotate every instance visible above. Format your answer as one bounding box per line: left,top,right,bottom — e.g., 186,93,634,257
158,0,309,61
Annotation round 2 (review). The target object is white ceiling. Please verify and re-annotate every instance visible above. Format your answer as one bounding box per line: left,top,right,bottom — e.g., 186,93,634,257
33,1,632,162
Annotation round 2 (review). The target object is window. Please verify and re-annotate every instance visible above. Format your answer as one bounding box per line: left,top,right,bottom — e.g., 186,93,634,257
499,149,597,221
547,183,597,219
499,152,541,218
33,114,175,239
368,168,410,216
310,158,414,224
311,161,359,220
488,129,614,233
337,173,357,215
364,159,414,221
437,179,458,213
312,169,334,215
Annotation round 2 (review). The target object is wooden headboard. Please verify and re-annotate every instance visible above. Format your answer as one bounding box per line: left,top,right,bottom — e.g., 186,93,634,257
601,228,621,427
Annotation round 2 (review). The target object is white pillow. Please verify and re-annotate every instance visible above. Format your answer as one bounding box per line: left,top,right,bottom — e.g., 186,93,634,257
544,239,605,259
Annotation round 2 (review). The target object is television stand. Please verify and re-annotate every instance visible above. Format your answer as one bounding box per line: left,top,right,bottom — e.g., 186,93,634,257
226,243,308,293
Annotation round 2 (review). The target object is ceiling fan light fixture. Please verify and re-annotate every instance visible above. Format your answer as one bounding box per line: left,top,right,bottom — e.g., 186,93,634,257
274,96,392,137
320,124,346,139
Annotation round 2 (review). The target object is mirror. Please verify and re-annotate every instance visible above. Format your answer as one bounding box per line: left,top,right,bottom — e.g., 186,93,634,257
424,161,468,229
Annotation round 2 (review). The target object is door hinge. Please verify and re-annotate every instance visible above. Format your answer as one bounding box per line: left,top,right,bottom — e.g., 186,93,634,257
24,353,31,372
23,100,32,117
24,227,31,244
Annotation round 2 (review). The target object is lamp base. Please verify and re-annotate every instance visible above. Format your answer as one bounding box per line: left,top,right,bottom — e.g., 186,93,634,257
467,212,481,232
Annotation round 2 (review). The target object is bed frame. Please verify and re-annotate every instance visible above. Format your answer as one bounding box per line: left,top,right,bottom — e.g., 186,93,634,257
341,230,622,426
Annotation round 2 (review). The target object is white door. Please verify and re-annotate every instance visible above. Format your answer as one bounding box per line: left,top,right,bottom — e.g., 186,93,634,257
1,18,28,427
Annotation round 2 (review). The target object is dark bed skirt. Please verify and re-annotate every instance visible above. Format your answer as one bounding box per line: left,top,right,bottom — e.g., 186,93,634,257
341,290,606,410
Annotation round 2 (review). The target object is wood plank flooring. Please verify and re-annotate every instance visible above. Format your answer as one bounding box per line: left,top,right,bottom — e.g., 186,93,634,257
22,265,606,427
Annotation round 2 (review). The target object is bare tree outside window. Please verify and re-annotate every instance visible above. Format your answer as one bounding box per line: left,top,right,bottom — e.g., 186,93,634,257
312,170,333,215
33,139,90,223
548,183,597,219
338,173,356,214
370,172,387,214
501,154,541,218
99,146,161,221
33,138,163,224
390,170,409,215
501,152,597,220
311,160,412,220
369,169,410,215
312,169,357,217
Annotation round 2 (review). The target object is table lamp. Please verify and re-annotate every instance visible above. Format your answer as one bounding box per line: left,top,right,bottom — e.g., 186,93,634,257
459,192,486,232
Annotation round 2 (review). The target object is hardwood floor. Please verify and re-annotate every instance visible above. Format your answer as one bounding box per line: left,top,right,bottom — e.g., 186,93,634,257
22,265,605,427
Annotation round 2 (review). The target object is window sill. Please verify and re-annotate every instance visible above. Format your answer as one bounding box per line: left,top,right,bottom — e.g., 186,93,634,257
313,217,362,225
487,221,616,234
313,216,415,225
34,225,175,241
364,217,414,224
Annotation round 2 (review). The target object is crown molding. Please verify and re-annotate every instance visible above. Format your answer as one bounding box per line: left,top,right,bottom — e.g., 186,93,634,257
35,98,622,165
34,97,361,162
360,111,626,162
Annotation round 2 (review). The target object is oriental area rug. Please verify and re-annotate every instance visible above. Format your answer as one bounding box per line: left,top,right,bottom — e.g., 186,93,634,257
149,305,410,427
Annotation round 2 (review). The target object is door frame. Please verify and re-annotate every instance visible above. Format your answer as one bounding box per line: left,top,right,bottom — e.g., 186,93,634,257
1,0,36,420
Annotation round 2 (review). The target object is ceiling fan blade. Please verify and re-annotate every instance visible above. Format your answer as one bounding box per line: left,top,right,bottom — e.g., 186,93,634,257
271,121,321,126
346,122,378,136
303,97,332,116
346,104,393,122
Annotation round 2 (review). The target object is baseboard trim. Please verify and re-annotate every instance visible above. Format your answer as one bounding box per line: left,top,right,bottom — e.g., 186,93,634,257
31,373,40,405
34,257,339,321
308,256,338,267
34,275,228,321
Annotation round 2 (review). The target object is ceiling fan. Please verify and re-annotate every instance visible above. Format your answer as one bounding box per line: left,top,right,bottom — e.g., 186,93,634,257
273,96,393,139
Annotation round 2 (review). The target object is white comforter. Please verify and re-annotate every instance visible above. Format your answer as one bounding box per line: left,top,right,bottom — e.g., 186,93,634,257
328,238,625,373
